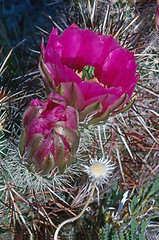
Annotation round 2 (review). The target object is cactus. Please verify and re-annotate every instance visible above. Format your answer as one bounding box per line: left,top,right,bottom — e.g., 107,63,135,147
0,1,159,239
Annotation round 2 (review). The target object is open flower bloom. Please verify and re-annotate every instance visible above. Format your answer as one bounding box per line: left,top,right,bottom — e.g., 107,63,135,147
20,92,80,175
39,24,139,124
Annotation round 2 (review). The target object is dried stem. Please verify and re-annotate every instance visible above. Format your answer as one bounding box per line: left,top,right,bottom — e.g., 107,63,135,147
54,181,96,240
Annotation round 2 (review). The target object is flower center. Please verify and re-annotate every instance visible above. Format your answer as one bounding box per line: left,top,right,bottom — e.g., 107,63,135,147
90,162,106,179
76,65,105,88
82,65,95,81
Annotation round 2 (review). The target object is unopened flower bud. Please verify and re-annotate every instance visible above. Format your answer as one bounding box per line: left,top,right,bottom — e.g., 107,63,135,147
20,93,80,175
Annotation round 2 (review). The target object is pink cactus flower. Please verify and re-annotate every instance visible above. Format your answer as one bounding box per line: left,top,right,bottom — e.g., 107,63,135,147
39,24,139,124
20,92,79,175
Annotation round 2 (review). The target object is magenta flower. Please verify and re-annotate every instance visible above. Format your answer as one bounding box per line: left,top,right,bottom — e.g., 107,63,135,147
39,24,139,124
20,92,79,175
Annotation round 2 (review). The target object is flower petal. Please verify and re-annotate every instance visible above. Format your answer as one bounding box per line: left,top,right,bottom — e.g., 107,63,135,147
33,134,54,170
56,82,84,111
44,28,62,62
60,24,121,73
79,81,122,107
101,48,138,92
65,106,79,130
45,60,82,87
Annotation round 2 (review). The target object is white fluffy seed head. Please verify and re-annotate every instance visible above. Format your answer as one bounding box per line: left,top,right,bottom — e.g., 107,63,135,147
84,156,115,185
